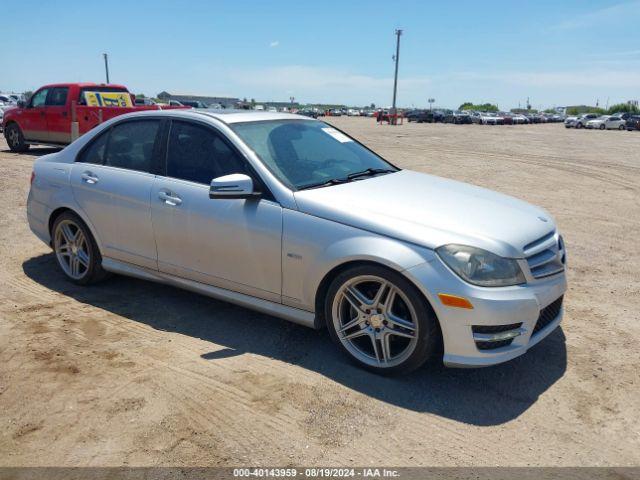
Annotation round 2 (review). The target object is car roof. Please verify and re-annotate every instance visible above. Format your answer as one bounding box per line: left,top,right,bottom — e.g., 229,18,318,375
122,108,313,125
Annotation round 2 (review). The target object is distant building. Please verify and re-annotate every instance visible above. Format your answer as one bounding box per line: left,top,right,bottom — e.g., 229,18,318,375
157,91,239,108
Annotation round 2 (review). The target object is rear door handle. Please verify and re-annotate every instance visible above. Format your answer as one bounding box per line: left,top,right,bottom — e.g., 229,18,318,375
81,171,99,184
158,191,182,206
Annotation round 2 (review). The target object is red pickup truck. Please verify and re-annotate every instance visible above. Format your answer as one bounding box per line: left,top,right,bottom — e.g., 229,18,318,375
2,82,186,152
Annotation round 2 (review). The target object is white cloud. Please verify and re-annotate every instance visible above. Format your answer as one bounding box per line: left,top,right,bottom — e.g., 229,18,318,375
552,1,640,30
226,65,431,105
453,69,640,88
269,40,279,48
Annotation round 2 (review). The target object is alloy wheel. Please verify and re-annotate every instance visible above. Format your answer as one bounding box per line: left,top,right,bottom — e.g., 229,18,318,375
54,219,90,280
331,275,419,368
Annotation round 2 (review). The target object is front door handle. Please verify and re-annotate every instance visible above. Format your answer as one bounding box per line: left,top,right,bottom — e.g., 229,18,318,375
81,171,99,184
158,191,182,206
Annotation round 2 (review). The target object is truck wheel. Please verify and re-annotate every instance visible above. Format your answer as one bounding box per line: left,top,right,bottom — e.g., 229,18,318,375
5,124,30,152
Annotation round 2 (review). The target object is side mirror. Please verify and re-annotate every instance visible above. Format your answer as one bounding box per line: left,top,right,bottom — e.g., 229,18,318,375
209,173,261,199
17,100,26,108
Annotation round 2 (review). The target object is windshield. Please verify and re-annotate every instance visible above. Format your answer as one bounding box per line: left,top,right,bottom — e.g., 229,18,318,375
231,120,397,190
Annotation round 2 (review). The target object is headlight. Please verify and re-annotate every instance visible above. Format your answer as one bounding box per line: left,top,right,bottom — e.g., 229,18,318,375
436,244,526,287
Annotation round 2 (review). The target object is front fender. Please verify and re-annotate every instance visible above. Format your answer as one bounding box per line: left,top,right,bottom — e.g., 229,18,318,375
282,209,434,311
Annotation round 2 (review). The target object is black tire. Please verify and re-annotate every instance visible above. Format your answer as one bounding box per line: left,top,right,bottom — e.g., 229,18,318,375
5,123,30,152
51,211,109,285
619,125,625,130
599,124,605,130
324,264,441,375
576,122,583,129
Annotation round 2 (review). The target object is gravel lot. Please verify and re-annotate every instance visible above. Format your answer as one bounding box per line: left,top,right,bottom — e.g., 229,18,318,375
1,119,639,467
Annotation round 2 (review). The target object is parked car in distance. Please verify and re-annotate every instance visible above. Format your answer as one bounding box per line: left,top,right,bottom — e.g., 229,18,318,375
27,109,567,374
415,110,436,123
511,114,529,124
564,116,578,128
134,97,157,106
181,100,208,108
298,109,318,119
586,115,624,130
624,115,640,131
479,113,501,125
443,111,472,124
573,113,598,129
604,116,626,130
404,109,423,122
585,115,609,129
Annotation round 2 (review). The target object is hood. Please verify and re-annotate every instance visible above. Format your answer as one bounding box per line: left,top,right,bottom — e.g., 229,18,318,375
293,170,555,258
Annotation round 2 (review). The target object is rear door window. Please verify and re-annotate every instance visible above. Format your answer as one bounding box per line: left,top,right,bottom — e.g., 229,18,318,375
104,120,161,172
77,130,109,164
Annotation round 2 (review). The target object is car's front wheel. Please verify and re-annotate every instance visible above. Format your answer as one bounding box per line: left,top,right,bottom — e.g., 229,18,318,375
52,212,108,285
325,265,440,375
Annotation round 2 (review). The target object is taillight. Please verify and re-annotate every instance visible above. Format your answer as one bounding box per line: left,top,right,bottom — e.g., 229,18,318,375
30,171,35,185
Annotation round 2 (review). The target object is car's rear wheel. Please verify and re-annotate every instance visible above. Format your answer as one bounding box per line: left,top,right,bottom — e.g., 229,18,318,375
325,265,440,375
619,124,625,130
52,212,108,285
599,124,605,130
5,123,30,152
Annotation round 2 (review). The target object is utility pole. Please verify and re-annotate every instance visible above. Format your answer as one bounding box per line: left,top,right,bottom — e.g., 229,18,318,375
103,53,110,84
391,28,402,116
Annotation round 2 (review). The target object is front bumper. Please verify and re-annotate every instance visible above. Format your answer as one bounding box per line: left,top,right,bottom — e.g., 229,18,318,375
405,256,567,368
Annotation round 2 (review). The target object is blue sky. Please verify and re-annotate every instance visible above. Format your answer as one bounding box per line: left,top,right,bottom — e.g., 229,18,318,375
2,0,639,109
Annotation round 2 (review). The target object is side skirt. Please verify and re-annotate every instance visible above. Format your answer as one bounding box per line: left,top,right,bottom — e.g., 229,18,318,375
101,258,318,329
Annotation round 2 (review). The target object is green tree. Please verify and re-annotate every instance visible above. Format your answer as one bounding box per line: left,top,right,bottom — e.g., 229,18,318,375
607,103,640,114
459,102,499,112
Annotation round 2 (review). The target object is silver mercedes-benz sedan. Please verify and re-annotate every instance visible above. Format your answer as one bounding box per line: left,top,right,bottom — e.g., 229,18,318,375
27,110,567,374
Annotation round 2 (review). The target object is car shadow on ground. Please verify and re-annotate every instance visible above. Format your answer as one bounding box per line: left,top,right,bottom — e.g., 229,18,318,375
23,253,567,426
1,147,62,157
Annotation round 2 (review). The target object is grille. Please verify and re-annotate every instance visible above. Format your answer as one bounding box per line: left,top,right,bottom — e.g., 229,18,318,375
524,231,565,279
533,296,563,335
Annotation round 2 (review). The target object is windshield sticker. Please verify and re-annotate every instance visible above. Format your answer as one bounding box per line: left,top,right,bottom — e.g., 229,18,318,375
322,127,353,143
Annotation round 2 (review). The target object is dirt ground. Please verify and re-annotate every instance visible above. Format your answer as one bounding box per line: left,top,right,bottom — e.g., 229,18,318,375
1,119,639,467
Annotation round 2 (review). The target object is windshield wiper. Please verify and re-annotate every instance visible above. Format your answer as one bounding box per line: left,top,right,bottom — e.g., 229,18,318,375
299,168,396,190
346,167,396,180
299,177,349,190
